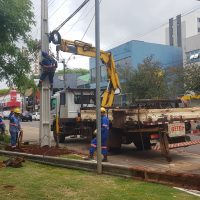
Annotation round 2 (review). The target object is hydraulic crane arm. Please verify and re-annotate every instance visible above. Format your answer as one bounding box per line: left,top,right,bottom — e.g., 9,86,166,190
49,31,121,107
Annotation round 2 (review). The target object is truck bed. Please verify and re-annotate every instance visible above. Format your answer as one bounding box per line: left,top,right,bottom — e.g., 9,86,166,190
81,107,200,127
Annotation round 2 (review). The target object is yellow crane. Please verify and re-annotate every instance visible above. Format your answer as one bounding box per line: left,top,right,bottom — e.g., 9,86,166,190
178,93,200,107
49,30,121,107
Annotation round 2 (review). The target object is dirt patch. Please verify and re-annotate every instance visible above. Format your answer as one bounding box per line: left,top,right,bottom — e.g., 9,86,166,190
1,185,15,190
4,145,87,157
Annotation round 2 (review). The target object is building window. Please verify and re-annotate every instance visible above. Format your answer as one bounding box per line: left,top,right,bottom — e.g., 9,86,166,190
101,65,107,82
197,18,200,23
90,68,96,83
198,27,200,33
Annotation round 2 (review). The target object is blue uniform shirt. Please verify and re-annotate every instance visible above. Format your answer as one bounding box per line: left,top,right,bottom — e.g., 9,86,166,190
0,117,5,128
101,115,109,136
9,115,21,132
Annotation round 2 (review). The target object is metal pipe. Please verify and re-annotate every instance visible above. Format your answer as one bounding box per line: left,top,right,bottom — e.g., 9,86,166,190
95,0,102,174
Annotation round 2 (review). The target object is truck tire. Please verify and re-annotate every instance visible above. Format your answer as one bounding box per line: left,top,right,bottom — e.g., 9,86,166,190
53,131,65,143
107,128,122,153
133,134,151,150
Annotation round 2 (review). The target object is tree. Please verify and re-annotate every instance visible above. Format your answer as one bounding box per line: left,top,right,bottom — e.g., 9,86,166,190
126,56,167,99
184,63,200,93
56,68,89,76
0,0,35,88
0,89,10,96
165,66,185,98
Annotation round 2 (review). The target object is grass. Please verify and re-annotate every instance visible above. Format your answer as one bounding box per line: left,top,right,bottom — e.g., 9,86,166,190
59,153,83,160
0,131,10,144
0,156,199,200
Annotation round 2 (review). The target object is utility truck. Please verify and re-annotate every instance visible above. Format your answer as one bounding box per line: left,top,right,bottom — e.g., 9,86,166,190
49,31,200,159
51,89,200,159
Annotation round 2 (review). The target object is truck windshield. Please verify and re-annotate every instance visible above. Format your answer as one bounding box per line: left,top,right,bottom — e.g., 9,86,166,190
74,95,95,104
51,98,57,110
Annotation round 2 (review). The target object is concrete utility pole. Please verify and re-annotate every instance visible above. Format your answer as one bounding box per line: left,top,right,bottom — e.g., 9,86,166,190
40,0,51,147
95,0,102,174
62,59,67,91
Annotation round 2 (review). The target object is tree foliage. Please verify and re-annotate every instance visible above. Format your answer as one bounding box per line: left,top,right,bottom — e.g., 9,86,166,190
165,66,184,98
184,63,200,94
0,0,35,88
125,56,167,99
0,89,10,96
56,68,89,75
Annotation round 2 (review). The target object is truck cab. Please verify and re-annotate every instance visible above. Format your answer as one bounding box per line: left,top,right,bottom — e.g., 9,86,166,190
50,88,96,143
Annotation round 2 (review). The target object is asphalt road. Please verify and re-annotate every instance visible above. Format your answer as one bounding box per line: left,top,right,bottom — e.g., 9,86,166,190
3,120,200,155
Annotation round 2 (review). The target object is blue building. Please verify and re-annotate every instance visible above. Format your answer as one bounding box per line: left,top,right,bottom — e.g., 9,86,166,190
90,40,183,88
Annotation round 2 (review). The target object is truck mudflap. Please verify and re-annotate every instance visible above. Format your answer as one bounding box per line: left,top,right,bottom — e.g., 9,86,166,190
152,139,200,151
190,129,200,135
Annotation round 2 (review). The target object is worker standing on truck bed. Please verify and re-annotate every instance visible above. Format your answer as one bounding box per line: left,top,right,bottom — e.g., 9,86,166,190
85,107,109,162
9,108,22,149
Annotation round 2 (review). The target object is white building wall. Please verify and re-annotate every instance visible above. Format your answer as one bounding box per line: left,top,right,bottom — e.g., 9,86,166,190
165,10,200,45
184,10,199,37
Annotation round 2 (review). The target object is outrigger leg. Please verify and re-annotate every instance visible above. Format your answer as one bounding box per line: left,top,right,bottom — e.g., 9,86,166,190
160,131,171,162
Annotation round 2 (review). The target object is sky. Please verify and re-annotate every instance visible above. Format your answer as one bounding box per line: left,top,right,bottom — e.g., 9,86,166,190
31,0,200,71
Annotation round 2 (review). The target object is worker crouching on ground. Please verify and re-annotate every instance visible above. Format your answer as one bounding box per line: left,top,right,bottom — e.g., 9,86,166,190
38,51,57,90
84,107,109,162
0,114,5,135
9,108,22,149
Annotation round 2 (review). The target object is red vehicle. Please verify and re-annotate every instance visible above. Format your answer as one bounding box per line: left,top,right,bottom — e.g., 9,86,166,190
0,90,22,119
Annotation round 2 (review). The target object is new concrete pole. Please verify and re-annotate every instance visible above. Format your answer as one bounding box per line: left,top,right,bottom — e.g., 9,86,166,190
40,0,51,147
95,0,102,174
63,59,67,91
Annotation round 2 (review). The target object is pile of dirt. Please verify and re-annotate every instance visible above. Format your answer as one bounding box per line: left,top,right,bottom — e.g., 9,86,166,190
5,145,74,156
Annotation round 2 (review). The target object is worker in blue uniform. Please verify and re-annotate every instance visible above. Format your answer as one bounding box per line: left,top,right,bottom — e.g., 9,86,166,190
85,107,109,162
0,114,5,135
9,108,22,149
38,51,57,90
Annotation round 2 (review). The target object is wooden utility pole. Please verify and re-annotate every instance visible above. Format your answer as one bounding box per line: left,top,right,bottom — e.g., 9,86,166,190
40,0,51,147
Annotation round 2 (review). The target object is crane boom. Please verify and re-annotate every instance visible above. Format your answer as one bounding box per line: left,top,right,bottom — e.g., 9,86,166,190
50,31,121,107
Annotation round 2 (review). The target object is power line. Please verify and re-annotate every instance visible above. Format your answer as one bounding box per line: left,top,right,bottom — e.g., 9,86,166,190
62,0,93,37
65,0,103,67
105,5,200,50
54,0,90,32
49,0,69,19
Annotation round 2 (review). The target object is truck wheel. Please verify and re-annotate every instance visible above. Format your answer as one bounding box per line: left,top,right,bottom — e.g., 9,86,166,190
133,133,151,150
107,128,122,153
134,141,143,150
53,131,65,143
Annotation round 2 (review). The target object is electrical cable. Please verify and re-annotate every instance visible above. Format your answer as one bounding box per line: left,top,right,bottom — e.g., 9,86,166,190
64,0,103,67
49,0,69,19
54,0,90,32
62,1,92,36
104,5,200,50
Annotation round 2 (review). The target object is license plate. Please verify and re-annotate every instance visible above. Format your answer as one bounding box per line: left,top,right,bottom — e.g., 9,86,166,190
168,123,185,137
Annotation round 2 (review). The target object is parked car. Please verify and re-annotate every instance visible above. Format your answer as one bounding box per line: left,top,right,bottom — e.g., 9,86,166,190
32,112,40,121
21,111,32,122
3,110,11,119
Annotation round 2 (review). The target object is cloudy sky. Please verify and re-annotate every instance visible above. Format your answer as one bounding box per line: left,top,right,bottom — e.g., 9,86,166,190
32,0,200,70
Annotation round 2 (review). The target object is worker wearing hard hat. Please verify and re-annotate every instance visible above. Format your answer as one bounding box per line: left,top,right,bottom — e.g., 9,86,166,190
9,108,22,149
84,107,109,162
